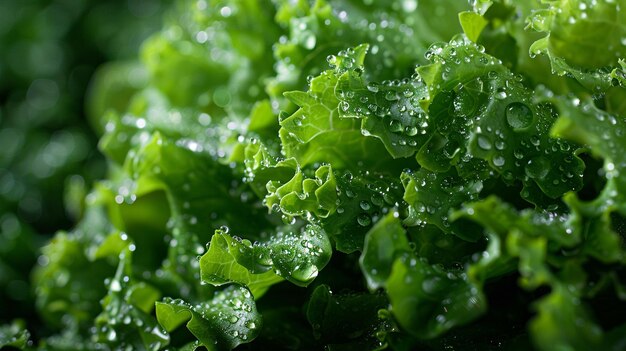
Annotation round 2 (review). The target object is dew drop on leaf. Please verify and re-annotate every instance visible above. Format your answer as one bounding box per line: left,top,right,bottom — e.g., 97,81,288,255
405,126,418,136
389,120,403,133
506,102,534,129
477,135,492,150
357,214,372,226
525,157,550,179
360,200,371,211
493,155,505,167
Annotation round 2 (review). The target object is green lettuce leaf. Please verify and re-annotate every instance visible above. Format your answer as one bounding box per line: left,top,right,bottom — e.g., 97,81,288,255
156,285,261,350
94,248,169,350
526,0,626,91
200,223,331,290
386,254,486,339
530,284,603,351
359,213,411,290
0,321,31,349
280,53,392,170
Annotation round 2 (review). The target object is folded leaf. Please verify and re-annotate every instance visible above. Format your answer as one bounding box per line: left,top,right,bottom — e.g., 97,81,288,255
156,285,261,351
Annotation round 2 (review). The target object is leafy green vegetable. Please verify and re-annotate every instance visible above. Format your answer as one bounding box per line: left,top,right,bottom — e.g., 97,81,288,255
156,284,261,350
6,0,626,350
0,321,31,349
200,223,331,291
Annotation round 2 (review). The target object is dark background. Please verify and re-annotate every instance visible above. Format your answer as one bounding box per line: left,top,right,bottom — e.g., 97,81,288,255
0,0,169,330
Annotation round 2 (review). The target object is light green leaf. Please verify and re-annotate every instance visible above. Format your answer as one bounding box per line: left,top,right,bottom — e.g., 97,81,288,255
156,285,261,351
199,232,283,298
200,224,331,289
459,11,488,42
530,284,602,351
402,168,483,241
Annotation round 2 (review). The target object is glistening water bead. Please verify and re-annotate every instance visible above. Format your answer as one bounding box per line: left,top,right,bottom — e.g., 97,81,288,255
505,102,533,130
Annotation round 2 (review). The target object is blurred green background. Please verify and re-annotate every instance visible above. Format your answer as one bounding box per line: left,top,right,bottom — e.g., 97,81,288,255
0,0,170,334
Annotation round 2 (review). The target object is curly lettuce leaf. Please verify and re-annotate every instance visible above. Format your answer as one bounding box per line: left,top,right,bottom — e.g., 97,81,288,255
526,0,626,91
142,0,279,118
451,195,622,350
269,0,470,101
33,206,117,329
155,285,261,351
325,170,405,253
265,164,338,219
551,96,626,215
243,139,404,253
530,284,603,351
279,47,393,170
416,36,584,203
336,45,431,159
402,168,483,241
359,216,490,340
200,223,331,290
199,232,282,297
123,133,275,298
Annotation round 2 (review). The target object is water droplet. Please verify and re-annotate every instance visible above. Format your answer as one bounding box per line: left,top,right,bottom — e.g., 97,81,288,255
506,102,533,130
303,34,316,49
477,135,492,150
110,280,122,292
360,201,371,211
367,82,379,92
371,194,383,207
357,214,371,226
385,91,398,101
405,126,418,136
402,0,418,12
340,101,350,112
525,157,549,179
422,277,441,294
327,55,337,67
493,156,505,167
389,120,403,133
530,135,541,146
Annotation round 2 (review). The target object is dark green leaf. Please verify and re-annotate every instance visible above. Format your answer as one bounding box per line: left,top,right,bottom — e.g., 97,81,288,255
386,254,486,339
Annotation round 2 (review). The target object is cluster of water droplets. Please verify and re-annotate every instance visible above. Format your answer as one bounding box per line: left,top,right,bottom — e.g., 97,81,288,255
403,168,482,232
439,55,584,195
209,222,330,285
161,284,259,347
96,256,169,351
335,170,403,231
263,224,329,283
568,98,625,191
334,61,430,153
